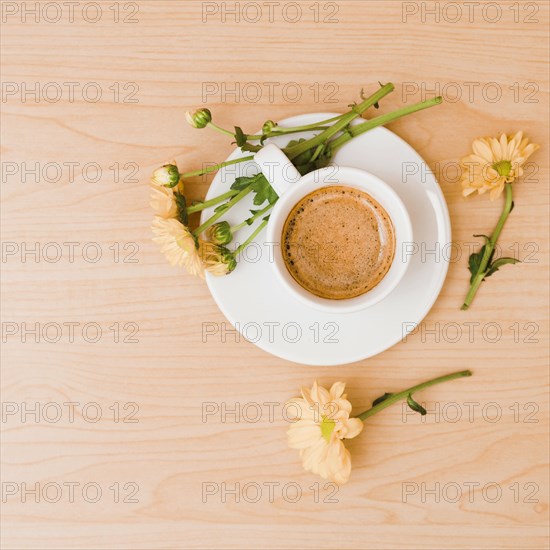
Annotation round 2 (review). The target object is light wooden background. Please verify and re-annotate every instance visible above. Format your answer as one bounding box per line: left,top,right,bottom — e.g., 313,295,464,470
1,1,549,549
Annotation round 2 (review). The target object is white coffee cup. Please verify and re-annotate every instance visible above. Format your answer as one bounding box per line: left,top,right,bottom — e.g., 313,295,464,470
254,144,413,313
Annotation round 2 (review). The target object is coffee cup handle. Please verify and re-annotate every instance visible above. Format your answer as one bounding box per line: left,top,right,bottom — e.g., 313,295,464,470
253,144,302,197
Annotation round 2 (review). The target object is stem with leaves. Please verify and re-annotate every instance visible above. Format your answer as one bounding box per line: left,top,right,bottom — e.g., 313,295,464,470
283,83,395,160
193,186,252,236
461,183,515,310
230,204,273,232
328,96,443,154
234,218,270,256
205,114,350,142
356,370,472,421
186,189,240,214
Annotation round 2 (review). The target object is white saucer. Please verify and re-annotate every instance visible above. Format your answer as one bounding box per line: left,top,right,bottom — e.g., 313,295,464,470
201,112,451,366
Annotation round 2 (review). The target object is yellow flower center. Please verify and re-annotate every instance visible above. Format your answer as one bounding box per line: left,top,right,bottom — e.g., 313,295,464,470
492,160,512,178
320,415,336,442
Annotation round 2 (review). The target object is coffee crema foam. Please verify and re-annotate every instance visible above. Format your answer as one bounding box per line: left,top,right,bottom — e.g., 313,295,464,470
282,185,395,300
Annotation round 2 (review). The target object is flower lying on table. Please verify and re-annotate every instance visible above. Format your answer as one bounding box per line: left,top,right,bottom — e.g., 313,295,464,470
286,381,364,485
460,132,539,310
286,371,472,484
149,83,442,276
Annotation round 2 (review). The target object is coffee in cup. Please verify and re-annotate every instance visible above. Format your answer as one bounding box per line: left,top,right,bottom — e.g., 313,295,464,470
282,185,395,300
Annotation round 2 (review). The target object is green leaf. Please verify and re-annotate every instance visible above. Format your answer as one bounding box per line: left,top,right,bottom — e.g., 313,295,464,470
468,235,495,284
485,257,521,278
240,142,261,153
230,174,259,191
174,192,188,226
234,126,246,147
285,137,318,167
372,392,393,407
230,173,278,207
468,246,486,284
192,233,199,249
244,209,260,226
213,202,230,214
286,138,303,148
406,393,427,416
251,174,278,206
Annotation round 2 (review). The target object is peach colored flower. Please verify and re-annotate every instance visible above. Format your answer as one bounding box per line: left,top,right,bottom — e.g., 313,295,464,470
461,132,539,200
149,184,178,218
286,381,363,485
151,217,203,277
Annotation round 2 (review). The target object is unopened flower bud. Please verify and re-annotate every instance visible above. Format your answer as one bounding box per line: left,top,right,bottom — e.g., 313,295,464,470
201,242,236,276
206,221,233,245
186,108,212,129
262,120,277,134
151,163,180,188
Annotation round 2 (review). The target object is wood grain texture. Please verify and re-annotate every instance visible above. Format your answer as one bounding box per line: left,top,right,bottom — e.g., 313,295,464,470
1,1,548,549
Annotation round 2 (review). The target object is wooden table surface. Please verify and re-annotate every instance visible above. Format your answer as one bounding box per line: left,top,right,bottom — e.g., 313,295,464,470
1,1,549,549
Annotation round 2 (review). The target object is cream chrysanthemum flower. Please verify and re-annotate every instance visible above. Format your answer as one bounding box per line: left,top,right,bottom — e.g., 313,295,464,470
286,381,363,485
460,131,539,200
151,217,204,277
150,184,178,218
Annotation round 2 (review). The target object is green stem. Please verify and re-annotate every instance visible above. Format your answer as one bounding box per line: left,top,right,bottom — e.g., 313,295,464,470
230,203,273,232
274,114,344,133
181,155,254,179
193,186,252,236
234,218,269,256
186,189,239,214
356,370,472,422
284,83,395,160
207,122,235,137
461,183,514,310
329,96,442,153
247,114,344,140
310,143,325,163
206,121,334,142
246,126,330,141
207,122,333,141
212,115,344,142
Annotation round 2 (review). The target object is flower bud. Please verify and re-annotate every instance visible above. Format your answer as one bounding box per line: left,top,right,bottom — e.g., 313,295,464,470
201,242,236,276
186,108,212,129
206,221,233,245
262,120,277,134
151,163,181,188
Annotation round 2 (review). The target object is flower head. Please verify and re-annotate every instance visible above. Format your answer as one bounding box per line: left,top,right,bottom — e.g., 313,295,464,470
461,132,539,200
151,163,181,188
149,184,178,218
286,381,363,485
201,241,236,276
186,108,212,129
151,217,203,277
206,221,233,245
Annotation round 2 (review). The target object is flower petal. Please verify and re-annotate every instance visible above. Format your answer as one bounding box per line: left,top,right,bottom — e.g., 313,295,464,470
310,381,331,406
287,421,322,449
342,417,364,439
471,139,493,162
329,381,346,400
285,397,314,421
